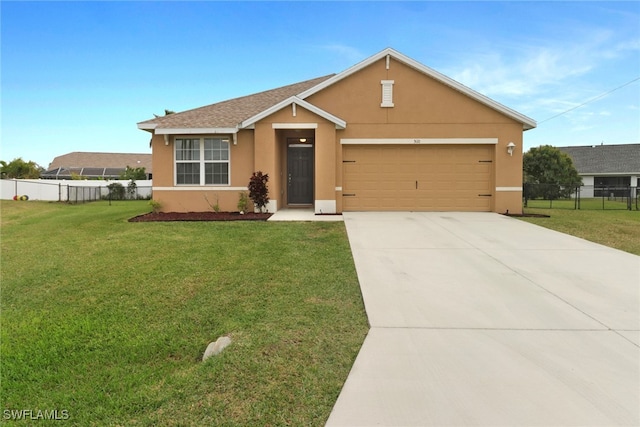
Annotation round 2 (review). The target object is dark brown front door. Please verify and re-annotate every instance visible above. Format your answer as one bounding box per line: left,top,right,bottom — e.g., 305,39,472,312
287,141,314,205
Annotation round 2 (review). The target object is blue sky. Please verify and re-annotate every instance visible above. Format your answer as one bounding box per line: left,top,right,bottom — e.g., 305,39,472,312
2,1,639,169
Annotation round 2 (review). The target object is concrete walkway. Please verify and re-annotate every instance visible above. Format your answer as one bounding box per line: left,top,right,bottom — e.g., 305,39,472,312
268,208,344,221
327,212,639,426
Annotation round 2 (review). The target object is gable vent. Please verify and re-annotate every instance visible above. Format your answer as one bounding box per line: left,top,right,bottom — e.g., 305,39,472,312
381,80,394,107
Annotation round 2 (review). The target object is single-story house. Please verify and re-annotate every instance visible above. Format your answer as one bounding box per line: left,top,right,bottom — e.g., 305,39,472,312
43,152,152,179
557,144,640,197
137,48,536,214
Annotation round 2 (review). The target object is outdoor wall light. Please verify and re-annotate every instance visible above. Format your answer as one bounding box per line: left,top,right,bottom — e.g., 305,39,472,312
507,142,516,156
164,135,170,146
300,138,307,142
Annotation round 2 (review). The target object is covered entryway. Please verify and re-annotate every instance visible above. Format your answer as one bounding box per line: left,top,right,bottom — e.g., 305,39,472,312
342,144,493,211
287,138,314,205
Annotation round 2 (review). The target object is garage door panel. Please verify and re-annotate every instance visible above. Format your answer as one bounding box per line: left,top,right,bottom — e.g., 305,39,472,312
343,145,493,211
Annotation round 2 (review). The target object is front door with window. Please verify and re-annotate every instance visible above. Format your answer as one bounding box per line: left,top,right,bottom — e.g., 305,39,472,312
287,140,314,205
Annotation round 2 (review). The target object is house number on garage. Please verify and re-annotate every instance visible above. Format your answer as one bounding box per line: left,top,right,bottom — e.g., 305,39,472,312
413,139,421,144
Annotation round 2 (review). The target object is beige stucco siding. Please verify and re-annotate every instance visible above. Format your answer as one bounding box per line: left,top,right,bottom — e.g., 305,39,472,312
315,121,337,202
232,131,256,185
151,134,173,188
307,57,515,126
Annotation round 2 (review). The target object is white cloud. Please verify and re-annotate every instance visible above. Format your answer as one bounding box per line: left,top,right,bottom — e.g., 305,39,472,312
446,44,596,98
443,29,637,101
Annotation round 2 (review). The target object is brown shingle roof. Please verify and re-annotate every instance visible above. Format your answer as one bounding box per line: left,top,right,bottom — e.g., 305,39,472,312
47,152,152,173
138,74,335,130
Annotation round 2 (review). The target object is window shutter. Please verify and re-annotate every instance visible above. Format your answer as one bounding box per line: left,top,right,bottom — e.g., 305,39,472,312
381,80,394,107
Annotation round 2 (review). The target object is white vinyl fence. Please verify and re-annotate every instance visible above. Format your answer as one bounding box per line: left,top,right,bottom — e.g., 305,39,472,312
1,179,153,202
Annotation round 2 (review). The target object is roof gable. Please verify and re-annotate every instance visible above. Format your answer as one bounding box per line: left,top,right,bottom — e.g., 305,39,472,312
298,48,536,131
557,144,640,174
240,96,346,129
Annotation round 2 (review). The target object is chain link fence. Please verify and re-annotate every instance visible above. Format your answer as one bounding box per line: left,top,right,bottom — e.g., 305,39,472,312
101,182,152,201
67,186,103,203
524,183,639,210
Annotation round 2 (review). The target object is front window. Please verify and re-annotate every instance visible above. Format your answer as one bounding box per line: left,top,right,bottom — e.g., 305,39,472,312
204,138,229,184
176,138,200,184
175,137,230,185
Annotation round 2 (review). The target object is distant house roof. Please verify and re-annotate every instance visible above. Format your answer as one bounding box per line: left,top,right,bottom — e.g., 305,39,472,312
557,144,640,175
138,48,536,134
43,152,152,179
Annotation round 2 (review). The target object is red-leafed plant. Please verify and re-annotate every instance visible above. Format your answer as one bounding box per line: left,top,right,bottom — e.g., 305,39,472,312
248,171,269,212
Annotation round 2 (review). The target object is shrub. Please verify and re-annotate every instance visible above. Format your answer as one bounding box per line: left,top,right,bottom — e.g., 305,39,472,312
204,193,221,213
107,182,125,200
126,180,137,200
149,199,161,213
237,192,250,213
248,171,269,212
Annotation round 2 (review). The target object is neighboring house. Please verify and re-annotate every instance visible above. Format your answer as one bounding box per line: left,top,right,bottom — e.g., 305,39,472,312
43,152,152,179
557,144,640,197
137,48,536,214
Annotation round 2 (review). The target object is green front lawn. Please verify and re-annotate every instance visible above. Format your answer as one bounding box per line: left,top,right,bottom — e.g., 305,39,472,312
1,201,368,426
521,206,640,255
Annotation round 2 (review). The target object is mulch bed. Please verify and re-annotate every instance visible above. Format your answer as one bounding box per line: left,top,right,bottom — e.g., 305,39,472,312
502,212,550,218
129,211,272,222
130,211,548,221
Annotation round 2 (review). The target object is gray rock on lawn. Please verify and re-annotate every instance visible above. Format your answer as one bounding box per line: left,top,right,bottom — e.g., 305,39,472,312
202,336,232,361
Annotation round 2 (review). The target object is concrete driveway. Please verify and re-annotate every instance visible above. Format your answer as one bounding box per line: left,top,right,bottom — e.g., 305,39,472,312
327,212,639,426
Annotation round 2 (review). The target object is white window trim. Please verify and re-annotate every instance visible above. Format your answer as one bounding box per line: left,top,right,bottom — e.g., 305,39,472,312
174,136,231,186
175,137,201,185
